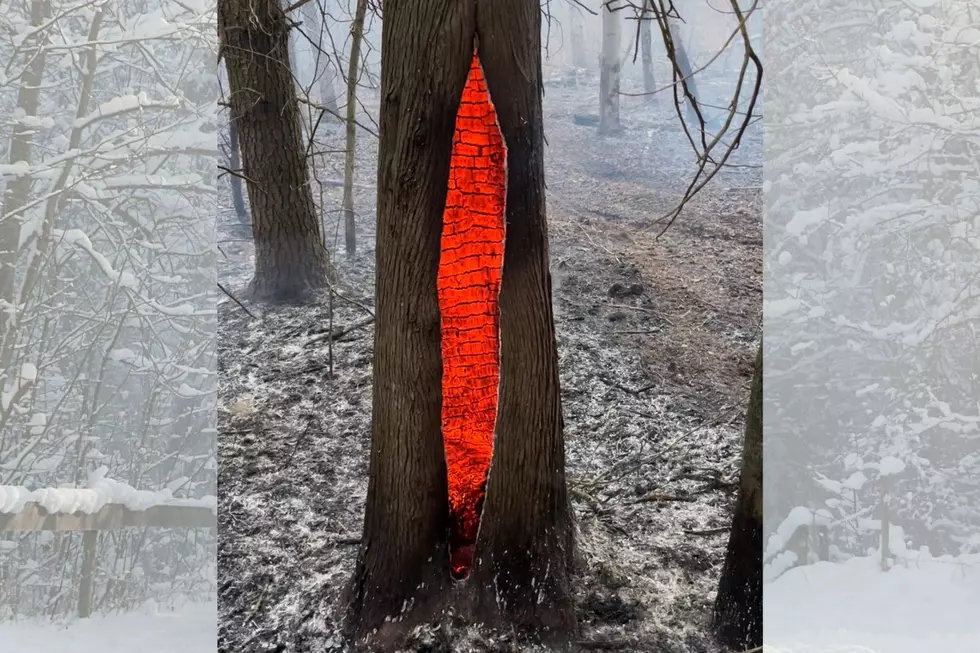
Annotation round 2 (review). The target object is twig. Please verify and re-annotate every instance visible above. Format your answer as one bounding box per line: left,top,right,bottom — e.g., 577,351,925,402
684,526,730,536
631,492,695,504
217,282,258,319
305,316,375,346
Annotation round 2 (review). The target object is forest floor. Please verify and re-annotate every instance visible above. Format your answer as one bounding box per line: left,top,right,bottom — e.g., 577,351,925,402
216,73,762,653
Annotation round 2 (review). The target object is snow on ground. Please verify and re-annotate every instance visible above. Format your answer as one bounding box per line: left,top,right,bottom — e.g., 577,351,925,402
0,601,216,653
765,555,980,652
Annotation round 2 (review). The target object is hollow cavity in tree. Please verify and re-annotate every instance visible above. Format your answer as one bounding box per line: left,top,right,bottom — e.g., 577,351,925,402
438,51,506,580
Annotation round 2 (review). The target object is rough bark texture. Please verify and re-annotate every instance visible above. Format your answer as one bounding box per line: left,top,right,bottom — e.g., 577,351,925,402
468,0,576,638
640,0,656,105
342,0,368,258
227,121,249,224
342,0,475,647
0,0,48,350
599,1,622,134
713,342,762,650
219,0,332,303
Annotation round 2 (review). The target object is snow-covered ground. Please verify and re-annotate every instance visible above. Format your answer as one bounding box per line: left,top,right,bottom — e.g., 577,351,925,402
765,555,980,652
0,602,216,653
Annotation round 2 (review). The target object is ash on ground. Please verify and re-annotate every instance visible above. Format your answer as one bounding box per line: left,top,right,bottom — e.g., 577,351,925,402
217,77,762,653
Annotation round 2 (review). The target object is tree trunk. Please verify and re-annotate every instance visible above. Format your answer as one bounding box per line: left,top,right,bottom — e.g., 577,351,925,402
342,0,367,258
300,0,340,116
569,4,588,69
639,0,656,105
342,0,473,646
219,0,333,303
599,0,622,133
713,342,763,651
345,0,574,648
467,0,575,638
0,0,49,352
227,121,249,225
664,17,701,125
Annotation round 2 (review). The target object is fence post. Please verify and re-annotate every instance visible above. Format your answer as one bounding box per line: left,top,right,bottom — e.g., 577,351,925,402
78,530,97,618
880,475,891,572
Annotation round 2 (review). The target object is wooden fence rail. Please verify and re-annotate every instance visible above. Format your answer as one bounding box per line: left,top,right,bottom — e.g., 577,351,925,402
1,501,216,618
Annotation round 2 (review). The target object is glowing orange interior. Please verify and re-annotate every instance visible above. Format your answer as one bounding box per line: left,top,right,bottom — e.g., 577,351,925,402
438,52,506,579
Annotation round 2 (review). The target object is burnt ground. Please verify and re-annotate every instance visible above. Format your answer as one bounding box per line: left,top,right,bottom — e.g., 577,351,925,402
216,72,762,653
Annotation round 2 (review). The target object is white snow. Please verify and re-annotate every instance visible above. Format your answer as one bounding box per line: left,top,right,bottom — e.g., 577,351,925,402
0,601,216,653
766,554,980,652
0,467,217,515
879,456,907,476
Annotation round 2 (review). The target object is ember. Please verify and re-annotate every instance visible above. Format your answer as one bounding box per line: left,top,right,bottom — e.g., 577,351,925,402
438,52,506,579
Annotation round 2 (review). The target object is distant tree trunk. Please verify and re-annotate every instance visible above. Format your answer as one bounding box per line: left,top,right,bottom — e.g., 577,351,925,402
227,121,249,224
664,17,701,125
219,0,333,302
569,4,588,69
714,342,763,651
342,0,367,258
0,0,48,351
599,0,622,133
344,0,574,648
639,0,656,105
300,0,340,116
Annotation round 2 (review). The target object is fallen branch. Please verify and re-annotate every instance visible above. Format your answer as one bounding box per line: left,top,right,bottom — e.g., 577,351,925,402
684,526,730,536
217,282,258,319
631,491,696,504
305,316,375,346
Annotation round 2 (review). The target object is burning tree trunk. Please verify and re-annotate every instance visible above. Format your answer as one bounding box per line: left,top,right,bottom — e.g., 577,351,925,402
599,0,622,133
344,0,574,647
713,341,763,650
639,0,656,105
219,0,333,302
342,0,367,257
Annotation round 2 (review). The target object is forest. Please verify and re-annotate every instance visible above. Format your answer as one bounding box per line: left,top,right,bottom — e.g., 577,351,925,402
216,1,761,652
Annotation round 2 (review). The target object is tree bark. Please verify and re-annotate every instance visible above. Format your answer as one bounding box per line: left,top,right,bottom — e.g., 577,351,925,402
227,121,249,225
219,0,333,303
713,342,763,651
345,0,575,648
639,0,656,105
599,0,622,133
467,0,575,638
342,0,367,258
342,0,474,646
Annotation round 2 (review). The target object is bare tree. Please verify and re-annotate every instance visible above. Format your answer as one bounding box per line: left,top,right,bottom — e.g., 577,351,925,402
342,0,368,257
639,0,656,104
599,0,622,133
219,0,334,302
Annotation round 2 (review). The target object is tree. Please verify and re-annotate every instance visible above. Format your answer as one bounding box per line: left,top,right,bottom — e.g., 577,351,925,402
341,0,368,257
343,0,574,648
599,0,622,133
639,0,656,105
219,0,333,302
714,342,763,650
